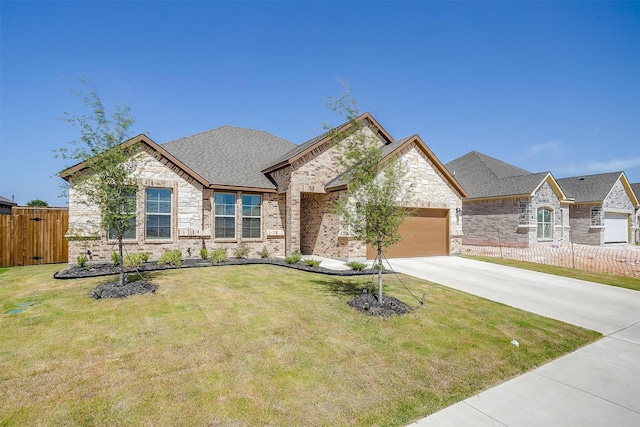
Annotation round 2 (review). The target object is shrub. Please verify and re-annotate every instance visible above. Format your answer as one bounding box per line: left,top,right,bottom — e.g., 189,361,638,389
346,261,366,271
158,249,182,266
373,262,386,271
210,248,228,263
285,248,302,264
233,243,250,259
111,251,120,265
199,247,208,260
304,259,321,268
76,254,88,269
258,246,270,259
124,252,149,268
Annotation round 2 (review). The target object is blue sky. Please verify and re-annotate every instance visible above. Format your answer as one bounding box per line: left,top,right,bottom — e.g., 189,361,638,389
1,1,639,206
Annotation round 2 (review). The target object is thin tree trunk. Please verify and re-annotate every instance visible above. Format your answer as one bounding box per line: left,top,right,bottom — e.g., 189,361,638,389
377,246,383,303
118,237,126,287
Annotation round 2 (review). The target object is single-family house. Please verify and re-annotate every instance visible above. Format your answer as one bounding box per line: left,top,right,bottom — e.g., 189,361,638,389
556,172,638,245
0,196,17,215
445,151,569,247
632,182,640,243
60,113,466,263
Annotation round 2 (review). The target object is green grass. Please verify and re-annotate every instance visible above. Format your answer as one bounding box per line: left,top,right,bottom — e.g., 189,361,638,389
465,255,640,291
0,264,600,426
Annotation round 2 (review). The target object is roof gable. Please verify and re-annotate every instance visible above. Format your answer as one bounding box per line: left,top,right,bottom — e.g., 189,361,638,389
59,134,210,187
555,171,638,204
262,112,394,173
326,135,467,197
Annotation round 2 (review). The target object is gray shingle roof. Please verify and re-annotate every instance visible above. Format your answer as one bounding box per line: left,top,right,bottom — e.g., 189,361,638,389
556,172,623,203
444,151,549,199
630,183,640,202
161,126,296,190
0,195,17,206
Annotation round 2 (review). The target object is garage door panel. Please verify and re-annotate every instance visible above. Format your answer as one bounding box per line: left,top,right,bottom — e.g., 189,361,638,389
367,208,449,259
604,213,628,244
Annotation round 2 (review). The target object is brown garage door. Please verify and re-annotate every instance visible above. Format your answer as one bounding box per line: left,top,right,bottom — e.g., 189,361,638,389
366,208,449,259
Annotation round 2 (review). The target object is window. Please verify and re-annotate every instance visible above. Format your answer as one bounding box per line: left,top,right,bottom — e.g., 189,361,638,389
214,193,236,238
146,188,172,239
108,188,137,240
242,194,262,239
537,208,553,239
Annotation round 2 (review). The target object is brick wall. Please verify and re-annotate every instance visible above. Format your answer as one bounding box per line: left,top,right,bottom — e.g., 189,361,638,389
569,204,603,246
462,198,530,247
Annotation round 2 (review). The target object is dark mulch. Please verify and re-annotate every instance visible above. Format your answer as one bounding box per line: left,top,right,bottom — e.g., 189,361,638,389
88,280,157,299
54,258,388,280
347,293,413,317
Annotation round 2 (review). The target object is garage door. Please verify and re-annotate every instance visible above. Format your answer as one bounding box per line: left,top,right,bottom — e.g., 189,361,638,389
366,208,449,259
604,213,628,244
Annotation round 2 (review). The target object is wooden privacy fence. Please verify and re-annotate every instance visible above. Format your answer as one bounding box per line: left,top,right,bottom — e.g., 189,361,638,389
0,207,69,267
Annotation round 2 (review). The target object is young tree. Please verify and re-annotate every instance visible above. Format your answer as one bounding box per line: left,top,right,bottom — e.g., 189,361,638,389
57,79,138,287
26,199,49,207
329,87,412,303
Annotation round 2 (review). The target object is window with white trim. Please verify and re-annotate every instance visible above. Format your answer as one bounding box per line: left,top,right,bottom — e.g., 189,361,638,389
242,194,262,239
108,188,137,240
146,188,172,239
214,193,236,238
537,207,553,239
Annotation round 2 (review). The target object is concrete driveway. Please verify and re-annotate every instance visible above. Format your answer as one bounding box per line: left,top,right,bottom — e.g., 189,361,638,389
385,256,640,427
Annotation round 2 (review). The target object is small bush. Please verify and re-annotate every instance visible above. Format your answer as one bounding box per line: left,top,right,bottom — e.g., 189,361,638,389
199,247,208,260
233,243,250,259
373,262,386,271
124,252,149,268
76,254,88,269
285,248,302,264
210,248,228,263
158,249,182,266
111,251,120,265
346,261,366,271
304,259,321,268
258,246,270,259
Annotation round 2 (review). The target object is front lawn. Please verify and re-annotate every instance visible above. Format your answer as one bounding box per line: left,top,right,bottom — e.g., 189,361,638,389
0,264,599,426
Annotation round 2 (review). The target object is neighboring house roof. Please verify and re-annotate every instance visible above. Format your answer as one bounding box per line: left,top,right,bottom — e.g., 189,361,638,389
326,135,467,197
557,171,639,206
161,126,296,190
0,196,17,206
445,151,563,200
630,183,640,205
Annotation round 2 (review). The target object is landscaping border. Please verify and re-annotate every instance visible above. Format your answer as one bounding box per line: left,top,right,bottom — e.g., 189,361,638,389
54,258,388,279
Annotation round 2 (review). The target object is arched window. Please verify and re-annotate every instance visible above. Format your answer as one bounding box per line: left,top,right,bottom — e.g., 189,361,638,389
537,207,553,240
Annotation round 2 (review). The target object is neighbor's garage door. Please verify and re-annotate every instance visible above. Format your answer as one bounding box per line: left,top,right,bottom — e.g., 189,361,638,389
604,212,628,243
367,208,449,259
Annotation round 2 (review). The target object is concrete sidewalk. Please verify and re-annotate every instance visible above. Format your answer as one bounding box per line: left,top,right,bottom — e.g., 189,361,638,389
384,257,640,427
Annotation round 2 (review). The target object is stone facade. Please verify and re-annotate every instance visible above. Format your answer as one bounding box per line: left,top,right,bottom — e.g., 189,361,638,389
462,179,567,247
290,137,463,259
569,179,637,246
66,122,465,264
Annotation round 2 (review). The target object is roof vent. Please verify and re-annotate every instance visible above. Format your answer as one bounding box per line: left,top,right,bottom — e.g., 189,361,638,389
579,178,585,180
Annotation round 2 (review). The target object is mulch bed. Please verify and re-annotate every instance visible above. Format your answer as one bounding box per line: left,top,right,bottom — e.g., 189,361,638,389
54,258,387,280
88,280,157,299
347,293,413,317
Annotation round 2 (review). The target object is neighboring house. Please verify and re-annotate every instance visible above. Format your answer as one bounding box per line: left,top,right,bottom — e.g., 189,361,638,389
556,172,639,245
0,196,17,215
632,183,640,243
445,151,569,247
60,113,466,263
